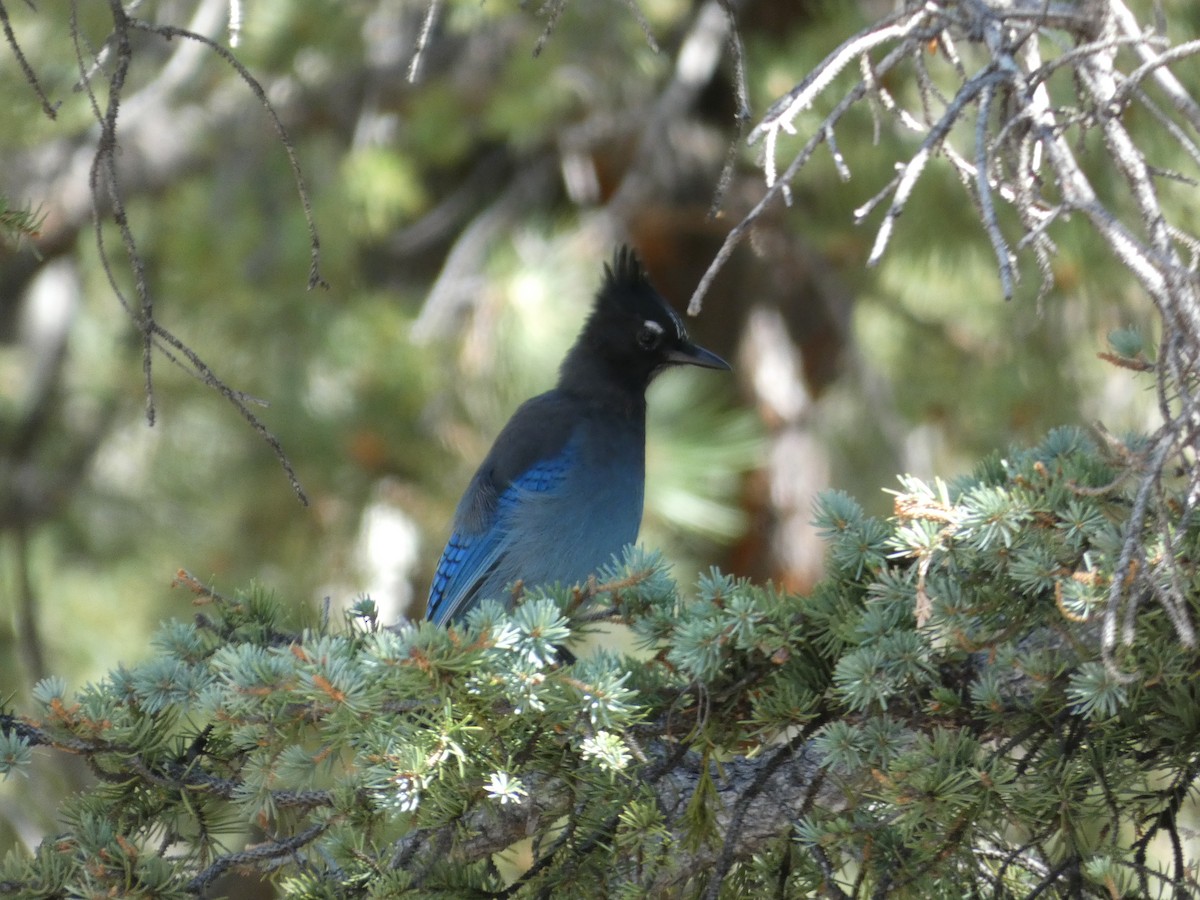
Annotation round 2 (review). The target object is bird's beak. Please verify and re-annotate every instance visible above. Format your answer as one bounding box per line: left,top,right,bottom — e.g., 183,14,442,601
667,341,731,371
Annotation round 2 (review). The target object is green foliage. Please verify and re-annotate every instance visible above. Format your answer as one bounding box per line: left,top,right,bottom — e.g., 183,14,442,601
1,428,1197,896
0,733,31,779
3,0,1197,892
0,199,43,249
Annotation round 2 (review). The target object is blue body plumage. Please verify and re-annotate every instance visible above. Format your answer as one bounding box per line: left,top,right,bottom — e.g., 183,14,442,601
426,247,730,625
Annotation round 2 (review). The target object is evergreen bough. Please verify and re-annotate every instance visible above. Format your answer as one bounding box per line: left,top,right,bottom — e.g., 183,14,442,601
2,427,1198,898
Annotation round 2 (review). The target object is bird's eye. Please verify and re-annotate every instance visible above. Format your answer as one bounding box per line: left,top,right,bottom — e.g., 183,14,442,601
636,321,664,350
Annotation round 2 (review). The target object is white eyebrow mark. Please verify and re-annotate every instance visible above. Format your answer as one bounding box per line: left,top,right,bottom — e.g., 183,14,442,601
642,319,664,335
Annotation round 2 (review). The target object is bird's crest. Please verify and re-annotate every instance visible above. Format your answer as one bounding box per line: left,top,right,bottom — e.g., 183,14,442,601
603,245,648,291
595,244,686,341
595,244,681,328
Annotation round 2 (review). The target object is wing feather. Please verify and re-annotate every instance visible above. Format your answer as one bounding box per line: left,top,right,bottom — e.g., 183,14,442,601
425,443,577,625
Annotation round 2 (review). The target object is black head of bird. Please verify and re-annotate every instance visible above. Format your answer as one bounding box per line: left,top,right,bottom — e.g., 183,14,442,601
558,246,729,399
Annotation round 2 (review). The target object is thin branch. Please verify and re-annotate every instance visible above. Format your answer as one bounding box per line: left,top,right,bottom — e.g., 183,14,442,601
89,0,156,427
707,0,752,218
620,0,660,54
1110,0,1200,134
689,38,917,314
0,0,57,119
408,0,441,83
749,6,928,145
867,69,1008,268
975,78,1016,300
185,822,331,894
128,18,326,292
12,522,46,681
532,0,568,58
65,1,319,504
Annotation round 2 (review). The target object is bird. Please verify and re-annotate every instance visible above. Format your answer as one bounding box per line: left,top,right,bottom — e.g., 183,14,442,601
425,246,730,625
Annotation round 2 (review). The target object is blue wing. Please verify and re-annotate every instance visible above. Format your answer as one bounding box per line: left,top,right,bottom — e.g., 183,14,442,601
426,443,578,625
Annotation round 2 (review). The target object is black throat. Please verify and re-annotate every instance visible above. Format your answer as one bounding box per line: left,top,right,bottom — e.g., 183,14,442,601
557,342,652,421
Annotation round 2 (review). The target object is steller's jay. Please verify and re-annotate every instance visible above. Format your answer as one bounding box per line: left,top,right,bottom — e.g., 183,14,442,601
426,246,730,625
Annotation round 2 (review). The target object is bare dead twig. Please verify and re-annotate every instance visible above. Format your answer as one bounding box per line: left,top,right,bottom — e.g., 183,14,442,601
407,0,441,83
64,0,323,504
185,822,331,894
129,17,326,293
0,0,57,119
699,0,1200,664
690,37,920,315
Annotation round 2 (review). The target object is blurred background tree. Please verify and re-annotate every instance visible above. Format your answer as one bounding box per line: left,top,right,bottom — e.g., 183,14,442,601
0,0,1191,854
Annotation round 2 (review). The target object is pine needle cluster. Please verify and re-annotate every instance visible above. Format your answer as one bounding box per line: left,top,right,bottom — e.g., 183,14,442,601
2,428,1198,897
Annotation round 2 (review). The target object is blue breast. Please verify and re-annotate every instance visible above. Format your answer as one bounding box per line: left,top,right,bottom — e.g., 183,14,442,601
426,421,644,625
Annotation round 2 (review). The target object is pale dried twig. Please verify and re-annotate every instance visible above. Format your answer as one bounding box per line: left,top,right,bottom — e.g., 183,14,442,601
68,0,322,504
697,0,1200,667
